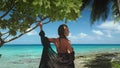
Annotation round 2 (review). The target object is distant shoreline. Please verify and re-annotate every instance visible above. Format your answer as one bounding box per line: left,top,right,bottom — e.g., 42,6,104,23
3,44,120,45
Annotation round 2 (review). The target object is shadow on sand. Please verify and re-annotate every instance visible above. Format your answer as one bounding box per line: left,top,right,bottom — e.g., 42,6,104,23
84,53,117,68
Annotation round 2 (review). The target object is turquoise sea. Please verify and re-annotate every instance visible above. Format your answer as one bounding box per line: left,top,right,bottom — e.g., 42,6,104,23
0,44,120,68
1,44,120,55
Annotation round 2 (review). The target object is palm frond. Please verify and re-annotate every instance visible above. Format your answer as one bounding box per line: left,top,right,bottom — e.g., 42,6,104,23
112,0,120,22
90,0,111,24
80,0,91,10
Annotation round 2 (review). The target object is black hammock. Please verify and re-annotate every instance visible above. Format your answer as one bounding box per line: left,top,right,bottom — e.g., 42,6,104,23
39,30,75,68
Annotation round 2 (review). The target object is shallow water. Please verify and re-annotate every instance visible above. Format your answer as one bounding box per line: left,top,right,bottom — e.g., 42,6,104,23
0,44,120,68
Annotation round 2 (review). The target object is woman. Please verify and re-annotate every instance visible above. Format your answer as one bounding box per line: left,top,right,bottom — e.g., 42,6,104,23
38,22,75,68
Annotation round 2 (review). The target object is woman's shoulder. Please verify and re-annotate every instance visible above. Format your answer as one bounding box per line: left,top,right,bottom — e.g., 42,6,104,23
59,38,70,44
60,38,69,41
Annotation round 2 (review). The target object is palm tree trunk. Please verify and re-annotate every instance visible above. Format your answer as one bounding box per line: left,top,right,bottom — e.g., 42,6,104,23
117,0,120,13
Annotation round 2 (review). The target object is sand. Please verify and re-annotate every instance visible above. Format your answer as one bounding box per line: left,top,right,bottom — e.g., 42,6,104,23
0,52,120,68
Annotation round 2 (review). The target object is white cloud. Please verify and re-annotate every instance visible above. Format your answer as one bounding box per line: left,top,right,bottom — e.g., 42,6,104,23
104,30,112,38
68,32,93,43
68,33,77,40
96,21,120,38
98,21,120,32
68,31,114,44
107,34,112,38
68,32,88,40
78,32,88,38
92,30,104,36
26,28,37,36
68,33,79,43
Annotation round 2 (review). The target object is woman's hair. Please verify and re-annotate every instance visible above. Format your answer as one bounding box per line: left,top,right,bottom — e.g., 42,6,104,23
58,24,68,39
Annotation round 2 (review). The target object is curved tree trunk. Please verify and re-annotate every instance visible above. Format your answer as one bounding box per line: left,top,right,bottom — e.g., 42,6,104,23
0,38,4,58
0,54,1,57
0,38,4,47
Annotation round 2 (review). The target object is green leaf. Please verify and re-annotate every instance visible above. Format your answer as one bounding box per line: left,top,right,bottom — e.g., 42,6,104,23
23,0,27,2
0,0,83,42
9,29,17,36
32,1,38,5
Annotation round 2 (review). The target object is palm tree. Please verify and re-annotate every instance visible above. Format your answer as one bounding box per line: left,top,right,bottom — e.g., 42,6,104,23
81,0,120,24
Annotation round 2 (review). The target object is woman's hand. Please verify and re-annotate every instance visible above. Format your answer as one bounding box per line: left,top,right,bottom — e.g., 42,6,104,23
37,21,43,31
37,21,42,26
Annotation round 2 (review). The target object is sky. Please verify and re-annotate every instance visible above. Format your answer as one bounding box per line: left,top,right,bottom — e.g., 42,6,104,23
1,9,120,44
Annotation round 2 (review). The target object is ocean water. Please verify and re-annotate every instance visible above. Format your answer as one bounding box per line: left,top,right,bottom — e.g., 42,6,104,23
1,44,120,55
0,44,120,68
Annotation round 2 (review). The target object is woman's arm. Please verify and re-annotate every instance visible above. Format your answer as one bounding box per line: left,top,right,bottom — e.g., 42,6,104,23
37,22,43,31
48,38,57,43
37,22,56,43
